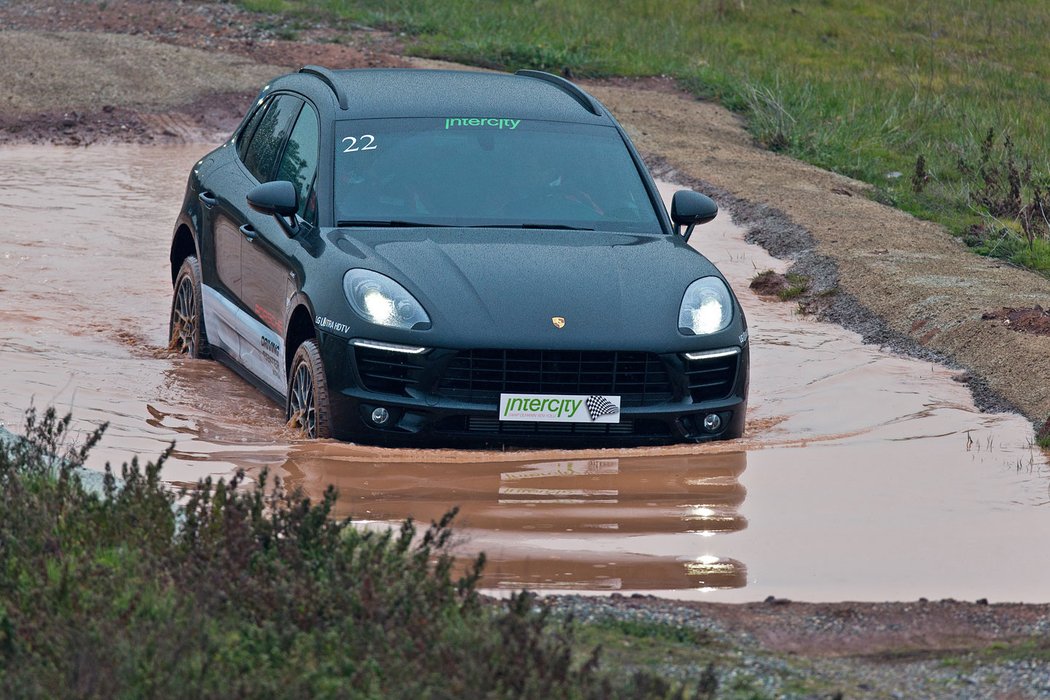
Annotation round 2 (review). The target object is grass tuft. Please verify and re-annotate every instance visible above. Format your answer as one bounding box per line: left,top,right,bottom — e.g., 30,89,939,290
1037,417,1050,449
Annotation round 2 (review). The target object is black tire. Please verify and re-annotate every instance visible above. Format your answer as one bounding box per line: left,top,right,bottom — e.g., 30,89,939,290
169,256,210,359
287,339,332,439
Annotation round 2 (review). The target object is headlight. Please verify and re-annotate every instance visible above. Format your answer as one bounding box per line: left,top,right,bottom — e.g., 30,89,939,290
679,277,733,335
343,269,431,330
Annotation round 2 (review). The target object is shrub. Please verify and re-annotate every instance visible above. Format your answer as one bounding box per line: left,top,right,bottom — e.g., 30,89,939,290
0,408,691,698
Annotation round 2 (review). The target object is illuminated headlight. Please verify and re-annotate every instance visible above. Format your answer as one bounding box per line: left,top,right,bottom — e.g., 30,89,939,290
343,269,431,330
678,277,733,335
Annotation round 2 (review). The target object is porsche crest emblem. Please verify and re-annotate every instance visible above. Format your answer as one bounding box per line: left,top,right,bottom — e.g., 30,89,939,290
551,316,566,329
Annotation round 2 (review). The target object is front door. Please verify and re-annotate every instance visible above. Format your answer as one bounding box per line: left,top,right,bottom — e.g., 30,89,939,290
203,93,308,396
241,101,320,395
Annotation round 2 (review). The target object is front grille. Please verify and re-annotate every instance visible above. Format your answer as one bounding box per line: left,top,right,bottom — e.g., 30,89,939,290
684,353,737,402
355,346,426,396
436,349,673,407
435,416,672,438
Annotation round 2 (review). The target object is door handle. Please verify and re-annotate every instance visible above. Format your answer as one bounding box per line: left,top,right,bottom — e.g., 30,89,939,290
239,224,258,242
198,190,217,207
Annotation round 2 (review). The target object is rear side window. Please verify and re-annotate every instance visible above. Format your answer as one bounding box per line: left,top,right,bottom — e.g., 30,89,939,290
274,103,320,224
242,94,303,182
236,99,269,162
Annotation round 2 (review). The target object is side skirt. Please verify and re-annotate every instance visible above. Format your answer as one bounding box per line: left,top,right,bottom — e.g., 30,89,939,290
201,283,287,397
208,345,286,407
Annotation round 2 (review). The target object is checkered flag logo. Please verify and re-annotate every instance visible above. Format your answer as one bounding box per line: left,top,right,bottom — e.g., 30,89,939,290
585,395,620,421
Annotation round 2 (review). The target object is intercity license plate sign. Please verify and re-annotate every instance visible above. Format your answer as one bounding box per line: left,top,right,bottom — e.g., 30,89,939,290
498,393,622,423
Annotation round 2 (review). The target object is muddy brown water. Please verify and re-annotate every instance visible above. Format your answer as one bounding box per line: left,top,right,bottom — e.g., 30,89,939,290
2,144,1047,601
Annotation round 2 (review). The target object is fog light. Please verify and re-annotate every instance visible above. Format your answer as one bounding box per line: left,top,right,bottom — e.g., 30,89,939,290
371,407,390,425
702,413,722,432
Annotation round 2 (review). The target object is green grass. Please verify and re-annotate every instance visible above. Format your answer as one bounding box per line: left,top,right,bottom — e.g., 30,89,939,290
778,274,810,301
240,0,1050,276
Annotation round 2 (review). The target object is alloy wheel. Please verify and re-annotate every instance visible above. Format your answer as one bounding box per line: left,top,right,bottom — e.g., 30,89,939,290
289,362,316,437
172,276,197,356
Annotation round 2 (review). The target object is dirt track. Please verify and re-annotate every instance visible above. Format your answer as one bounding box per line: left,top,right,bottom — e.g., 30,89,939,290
2,0,1050,692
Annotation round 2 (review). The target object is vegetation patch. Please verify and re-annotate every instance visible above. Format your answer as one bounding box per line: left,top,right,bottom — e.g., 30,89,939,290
1037,418,1050,449
749,270,809,301
0,408,704,699
240,0,1050,276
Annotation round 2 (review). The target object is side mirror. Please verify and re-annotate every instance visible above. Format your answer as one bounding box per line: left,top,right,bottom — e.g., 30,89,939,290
671,190,718,242
247,180,298,218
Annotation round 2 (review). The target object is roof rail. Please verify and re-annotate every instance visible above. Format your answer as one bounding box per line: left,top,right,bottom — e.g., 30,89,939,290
299,65,349,110
514,70,601,116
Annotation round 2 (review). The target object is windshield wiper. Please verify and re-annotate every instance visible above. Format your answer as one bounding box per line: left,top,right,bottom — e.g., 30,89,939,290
469,223,594,231
336,220,454,228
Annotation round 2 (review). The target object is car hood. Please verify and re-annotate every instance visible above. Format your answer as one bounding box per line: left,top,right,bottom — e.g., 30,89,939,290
326,228,740,351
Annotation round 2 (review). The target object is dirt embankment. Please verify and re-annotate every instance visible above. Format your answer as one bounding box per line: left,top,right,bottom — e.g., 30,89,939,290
0,0,407,144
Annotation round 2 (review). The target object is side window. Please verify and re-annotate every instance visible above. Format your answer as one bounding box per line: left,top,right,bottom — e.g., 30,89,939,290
275,103,320,224
242,95,303,183
236,99,269,162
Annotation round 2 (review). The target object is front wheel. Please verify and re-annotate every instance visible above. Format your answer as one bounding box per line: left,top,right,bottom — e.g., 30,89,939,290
169,256,210,358
287,339,332,439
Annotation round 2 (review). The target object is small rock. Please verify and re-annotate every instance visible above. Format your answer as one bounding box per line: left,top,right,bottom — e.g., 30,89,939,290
976,598,989,605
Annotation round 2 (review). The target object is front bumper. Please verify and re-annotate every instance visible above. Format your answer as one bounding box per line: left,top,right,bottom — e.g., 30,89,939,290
318,333,749,447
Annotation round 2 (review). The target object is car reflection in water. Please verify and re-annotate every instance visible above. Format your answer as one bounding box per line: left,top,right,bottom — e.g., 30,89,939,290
279,450,747,592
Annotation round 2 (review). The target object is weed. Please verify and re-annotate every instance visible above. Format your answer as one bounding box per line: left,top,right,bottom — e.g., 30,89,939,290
592,618,711,646
742,79,806,152
778,273,810,301
1037,417,1050,449
749,269,808,300
912,154,928,194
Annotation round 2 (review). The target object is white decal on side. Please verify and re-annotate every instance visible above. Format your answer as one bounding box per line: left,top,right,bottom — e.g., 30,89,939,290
201,284,286,397
200,284,238,358
315,315,352,335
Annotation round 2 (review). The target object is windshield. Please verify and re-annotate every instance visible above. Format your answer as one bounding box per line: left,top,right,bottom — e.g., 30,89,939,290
333,118,663,232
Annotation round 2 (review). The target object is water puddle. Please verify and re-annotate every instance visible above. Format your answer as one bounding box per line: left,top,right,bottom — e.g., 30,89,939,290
1,144,1047,601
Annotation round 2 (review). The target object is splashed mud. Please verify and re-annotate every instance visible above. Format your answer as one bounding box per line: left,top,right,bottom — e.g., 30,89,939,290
1,144,1046,601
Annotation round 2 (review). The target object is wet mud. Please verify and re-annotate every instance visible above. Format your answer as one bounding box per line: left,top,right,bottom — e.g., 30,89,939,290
1,144,1047,601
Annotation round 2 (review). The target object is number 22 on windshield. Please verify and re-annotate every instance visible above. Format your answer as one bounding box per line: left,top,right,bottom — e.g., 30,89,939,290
342,135,377,153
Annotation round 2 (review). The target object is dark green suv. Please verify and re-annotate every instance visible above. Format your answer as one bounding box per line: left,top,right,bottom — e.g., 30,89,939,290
168,67,749,445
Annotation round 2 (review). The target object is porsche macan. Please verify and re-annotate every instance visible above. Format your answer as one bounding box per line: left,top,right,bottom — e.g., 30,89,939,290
168,67,749,445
